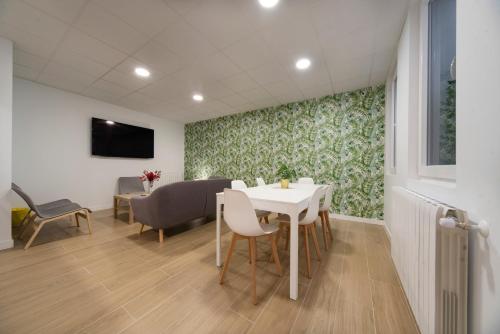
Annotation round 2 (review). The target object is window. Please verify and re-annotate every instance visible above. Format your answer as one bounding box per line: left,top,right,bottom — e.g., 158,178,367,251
391,76,398,171
426,0,456,166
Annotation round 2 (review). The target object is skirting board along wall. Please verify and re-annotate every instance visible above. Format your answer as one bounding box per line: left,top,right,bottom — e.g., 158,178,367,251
185,86,385,219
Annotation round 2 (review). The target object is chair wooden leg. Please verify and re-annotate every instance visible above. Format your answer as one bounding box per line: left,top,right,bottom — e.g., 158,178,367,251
310,224,322,261
248,239,252,263
84,210,92,234
264,216,269,224
269,234,282,276
220,233,237,284
159,228,164,243
75,213,80,227
138,224,145,238
320,211,329,250
250,237,257,305
24,220,47,250
303,226,311,279
324,212,333,241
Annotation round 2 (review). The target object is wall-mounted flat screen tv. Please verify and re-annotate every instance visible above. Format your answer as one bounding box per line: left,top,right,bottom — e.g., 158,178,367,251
91,118,154,159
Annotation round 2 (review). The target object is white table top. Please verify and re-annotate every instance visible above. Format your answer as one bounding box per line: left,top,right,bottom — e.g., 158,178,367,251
216,183,324,204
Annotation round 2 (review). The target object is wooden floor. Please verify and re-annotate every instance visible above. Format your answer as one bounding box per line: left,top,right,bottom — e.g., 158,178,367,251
0,210,419,334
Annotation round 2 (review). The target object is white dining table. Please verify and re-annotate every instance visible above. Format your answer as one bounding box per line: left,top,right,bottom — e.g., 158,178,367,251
215,183,327,300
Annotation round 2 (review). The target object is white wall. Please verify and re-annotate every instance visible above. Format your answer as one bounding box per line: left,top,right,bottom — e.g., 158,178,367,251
385,1,500,333
12,79,185,211
0,37,13,250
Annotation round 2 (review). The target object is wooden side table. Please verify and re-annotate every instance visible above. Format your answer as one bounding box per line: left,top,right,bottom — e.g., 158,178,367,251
113,192,149,224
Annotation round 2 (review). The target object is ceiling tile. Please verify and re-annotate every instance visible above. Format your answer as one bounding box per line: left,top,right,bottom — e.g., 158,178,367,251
102,68,152,92
23,0,88,24
0,0,69,44
74,2,148,53
333,75,371,94
81,86,119,104
300,82,334,99
163,0,202,15
139,76,192,101
58,28,127,67
52,47,109,77
238,86,273,102
97,0,178,37
263,81,304,104
247,62,292,86
327,53,373,84
87,79,131,99
154,20,217,62
0,22,57,58
133,41,184,75
38,60,98,93
221,35,275,70
184,0,257,49
13,48,48,72
117,92,162,111
219,73,260,92
218,94,250,108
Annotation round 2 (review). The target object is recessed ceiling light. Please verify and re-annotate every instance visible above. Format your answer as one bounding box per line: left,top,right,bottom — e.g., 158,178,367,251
134,67,150,78
258,0,279,8
295,58,311,70
192,94,204,102
106,120,115,125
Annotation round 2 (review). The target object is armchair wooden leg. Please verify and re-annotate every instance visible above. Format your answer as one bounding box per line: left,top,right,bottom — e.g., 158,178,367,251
159,229,164,243
17,212,35,239
220,233,237,284
269,234,282,276
310,224,322,261
264,216,269,224
24,220,47,250
303,226,312,279
250,237,257,305
75,213,80,227
84,210,92,234
320,211,329,250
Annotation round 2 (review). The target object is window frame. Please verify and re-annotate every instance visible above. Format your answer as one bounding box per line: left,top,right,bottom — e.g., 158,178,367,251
418,0,456,180
389,73,398,174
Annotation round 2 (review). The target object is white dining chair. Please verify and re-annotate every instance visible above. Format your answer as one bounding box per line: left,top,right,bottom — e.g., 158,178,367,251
276,187,323,279
297,177,314,184
256,177,266,186
231,179,270,223
219,189,282,305
319,184,334,250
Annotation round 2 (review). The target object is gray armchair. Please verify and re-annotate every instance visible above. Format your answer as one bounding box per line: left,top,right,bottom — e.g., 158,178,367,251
131,178,231,242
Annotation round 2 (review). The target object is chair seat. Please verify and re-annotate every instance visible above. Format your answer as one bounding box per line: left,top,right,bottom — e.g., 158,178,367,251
260,223,279,235
255,209,271,217
38,199,73,210
276,212,308,224
37,202,83,219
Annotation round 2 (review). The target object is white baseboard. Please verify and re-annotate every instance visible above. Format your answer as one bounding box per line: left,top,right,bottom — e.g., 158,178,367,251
0,238,14,251
329,213,385,226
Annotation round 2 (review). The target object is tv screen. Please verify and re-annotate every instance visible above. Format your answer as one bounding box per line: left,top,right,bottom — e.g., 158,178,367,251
91,118,154,158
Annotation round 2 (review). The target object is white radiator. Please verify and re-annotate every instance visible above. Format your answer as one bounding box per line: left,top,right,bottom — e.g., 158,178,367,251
391,187,468,334
155,171,184,187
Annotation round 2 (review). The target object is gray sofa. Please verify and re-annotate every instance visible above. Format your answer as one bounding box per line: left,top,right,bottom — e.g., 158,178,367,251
130,178,231,242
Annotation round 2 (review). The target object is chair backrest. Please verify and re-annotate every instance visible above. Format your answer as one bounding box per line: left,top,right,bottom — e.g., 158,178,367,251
298,177,314,184
224,189,265,237
231,180,247,190
256,177,266,186
320,184,334,212
301,187,324,225
11,183,40,215
118,177,145,194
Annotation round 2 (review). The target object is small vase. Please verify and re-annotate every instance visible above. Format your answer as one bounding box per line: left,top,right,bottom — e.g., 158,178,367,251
147,181,154,194
280,179,289,189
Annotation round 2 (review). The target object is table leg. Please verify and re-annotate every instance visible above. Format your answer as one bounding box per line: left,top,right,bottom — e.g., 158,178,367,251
128,202,134,225
290,210,299,300
216,197,222,267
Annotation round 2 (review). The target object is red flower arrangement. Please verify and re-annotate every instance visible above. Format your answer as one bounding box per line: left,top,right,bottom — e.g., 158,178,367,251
141,170,161,183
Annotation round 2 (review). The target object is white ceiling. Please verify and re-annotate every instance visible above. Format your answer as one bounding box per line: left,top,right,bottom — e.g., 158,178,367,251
0,0,409,123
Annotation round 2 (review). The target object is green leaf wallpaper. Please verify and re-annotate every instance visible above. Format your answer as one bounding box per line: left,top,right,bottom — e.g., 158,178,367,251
184,86,385,219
